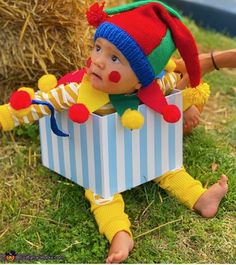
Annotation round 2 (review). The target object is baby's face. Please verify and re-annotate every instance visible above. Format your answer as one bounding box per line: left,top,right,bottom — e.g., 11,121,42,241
87,38,141,94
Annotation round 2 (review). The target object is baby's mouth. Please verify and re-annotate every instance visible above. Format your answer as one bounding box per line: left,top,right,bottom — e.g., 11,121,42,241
91,72,102,80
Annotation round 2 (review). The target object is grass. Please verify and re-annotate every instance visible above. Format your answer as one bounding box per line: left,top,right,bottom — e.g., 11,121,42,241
0,20,236,263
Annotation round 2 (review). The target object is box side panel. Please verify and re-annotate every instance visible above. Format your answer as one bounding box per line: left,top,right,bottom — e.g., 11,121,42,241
101,90,183,197
39,90,183,198
98,90,183,197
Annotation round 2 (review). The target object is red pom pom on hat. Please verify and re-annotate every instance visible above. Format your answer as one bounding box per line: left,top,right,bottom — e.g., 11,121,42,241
9,91,32,110
68,103,90,123
86,2,108,27
162,105,181,123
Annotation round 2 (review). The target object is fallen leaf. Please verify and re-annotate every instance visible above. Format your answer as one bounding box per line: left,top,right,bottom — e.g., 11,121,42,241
211,162,218,172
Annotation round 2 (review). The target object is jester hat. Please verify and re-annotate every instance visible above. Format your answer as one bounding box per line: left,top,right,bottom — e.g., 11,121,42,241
87,0,203,123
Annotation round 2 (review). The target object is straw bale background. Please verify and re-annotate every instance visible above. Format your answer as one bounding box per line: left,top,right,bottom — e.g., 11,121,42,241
0,0,126,103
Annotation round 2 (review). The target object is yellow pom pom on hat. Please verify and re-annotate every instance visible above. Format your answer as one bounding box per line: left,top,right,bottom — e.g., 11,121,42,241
182,82,210,111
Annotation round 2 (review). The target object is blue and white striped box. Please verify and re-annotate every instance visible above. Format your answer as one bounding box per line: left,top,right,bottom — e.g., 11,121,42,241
39,90,183,198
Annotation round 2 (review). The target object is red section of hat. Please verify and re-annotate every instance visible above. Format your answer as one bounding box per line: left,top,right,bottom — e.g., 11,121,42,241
107,3,167,55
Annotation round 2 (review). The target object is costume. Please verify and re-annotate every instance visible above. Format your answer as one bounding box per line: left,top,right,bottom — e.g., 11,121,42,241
0,71,207,242
0,0,210,244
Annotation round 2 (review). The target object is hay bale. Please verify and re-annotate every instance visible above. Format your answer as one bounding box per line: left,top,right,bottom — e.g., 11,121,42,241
0,0,126,103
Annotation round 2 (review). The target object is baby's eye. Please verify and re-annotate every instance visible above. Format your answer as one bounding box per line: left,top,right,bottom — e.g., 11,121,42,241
95,44,101,52
111,55,120,63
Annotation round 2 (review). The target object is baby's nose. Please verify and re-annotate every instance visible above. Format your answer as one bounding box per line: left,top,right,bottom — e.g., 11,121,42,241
94,56,105,69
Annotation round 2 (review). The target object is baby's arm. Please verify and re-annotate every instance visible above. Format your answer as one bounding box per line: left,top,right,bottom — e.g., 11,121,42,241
157,71,208,133
0,82,80,132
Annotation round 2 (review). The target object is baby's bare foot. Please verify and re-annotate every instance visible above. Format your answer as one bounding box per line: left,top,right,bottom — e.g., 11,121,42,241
193,174,228,218
106,231,134,264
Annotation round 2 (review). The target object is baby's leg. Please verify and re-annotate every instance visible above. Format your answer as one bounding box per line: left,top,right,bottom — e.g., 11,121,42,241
154,168,228,217
85,190,134,263
193,174,228,218
106,231,134,264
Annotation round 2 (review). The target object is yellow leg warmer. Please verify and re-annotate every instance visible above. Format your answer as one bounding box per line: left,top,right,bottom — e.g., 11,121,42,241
154,168,207,209
85,190,132,243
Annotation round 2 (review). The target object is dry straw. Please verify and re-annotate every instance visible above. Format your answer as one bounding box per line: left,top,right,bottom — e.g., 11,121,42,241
0,0,125,102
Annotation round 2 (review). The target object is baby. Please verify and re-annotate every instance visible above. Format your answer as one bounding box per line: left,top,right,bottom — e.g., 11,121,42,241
0,1,228,263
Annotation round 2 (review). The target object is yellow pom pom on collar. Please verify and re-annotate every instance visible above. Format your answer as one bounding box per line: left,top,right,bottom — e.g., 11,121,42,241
182,82,210,111
38,74,57,92
121,109,144,130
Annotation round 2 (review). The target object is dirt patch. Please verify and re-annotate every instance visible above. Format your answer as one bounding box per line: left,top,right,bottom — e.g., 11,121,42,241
201,91,235,132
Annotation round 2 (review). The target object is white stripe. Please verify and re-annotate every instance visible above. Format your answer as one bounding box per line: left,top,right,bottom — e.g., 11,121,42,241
116,116,126,192
99,117,110,198
161,118,169,173
38,104,50,115
37,91,52,104
12,115,20,127
73,123,83,186
169,72,176,84
31,106,40,120
132,129,141,187
39,118,49,167
175,91,183,167
61,86,75,105
69,82,80,94
61,114,71,180
23,116,30,124
147,109,155,178
51,90,67,109
86,117,96,192
51,127,60,174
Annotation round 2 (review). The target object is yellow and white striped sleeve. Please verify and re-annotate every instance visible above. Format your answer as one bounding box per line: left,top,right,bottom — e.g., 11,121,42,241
157,72,181,96
0,82,80,131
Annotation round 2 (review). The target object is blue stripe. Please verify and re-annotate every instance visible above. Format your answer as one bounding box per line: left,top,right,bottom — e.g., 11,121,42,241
107,115,118,195
168,124,176,170
80,124,89,189
154,113,162,176
93,116,102,195
45,117,54,170
124,129,133,189
56,114,66,177
139,106,148,184
68,119,77,183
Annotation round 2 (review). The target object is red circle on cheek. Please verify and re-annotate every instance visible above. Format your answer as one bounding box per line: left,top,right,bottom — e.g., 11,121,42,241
109,71,121,83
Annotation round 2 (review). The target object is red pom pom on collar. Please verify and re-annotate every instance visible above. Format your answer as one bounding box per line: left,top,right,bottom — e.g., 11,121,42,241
9,91,32,110
86,2,108,27
69,103,90,123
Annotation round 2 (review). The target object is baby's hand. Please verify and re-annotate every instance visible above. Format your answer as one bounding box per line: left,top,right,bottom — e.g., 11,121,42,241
183,105,200,134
